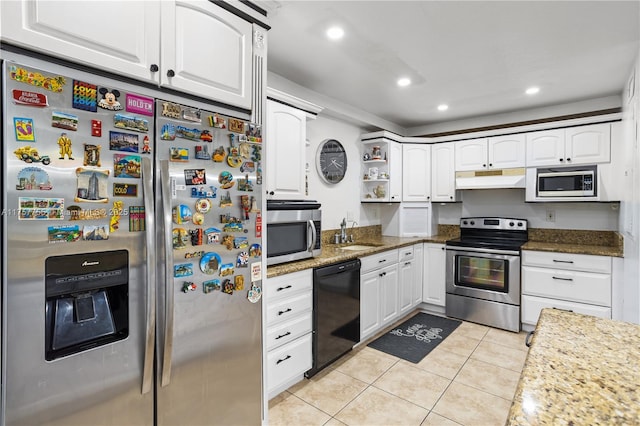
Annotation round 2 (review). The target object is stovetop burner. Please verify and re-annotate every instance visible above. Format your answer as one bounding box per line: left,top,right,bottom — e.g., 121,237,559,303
446,217,528,251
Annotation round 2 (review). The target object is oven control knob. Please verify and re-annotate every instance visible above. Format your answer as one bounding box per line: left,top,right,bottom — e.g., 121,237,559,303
470,221,475,225
509,222,515,227
517,222,523,227
462,220,468,225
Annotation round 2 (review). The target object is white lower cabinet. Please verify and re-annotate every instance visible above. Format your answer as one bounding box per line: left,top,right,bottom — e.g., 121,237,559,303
422,243,446,306
360,249,399,341
265,269,313,398
398,246,415,315
521,250,612,328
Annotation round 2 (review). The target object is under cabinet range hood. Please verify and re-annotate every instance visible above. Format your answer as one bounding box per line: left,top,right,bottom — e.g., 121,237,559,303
455,168,526,190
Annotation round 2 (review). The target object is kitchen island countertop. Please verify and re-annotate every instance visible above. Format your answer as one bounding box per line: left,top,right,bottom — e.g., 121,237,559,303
507,308,640,425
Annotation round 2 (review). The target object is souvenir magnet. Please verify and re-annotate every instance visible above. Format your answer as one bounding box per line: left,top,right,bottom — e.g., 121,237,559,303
110,131,139,153
195,145,210,160
220,213,241,224
220,263,235,277
240,161,255,173
113,182,138,197
173,228,189,249
176,126,201,140
212,146,226,162
192,212,204,226
14,117,35,142
82,225,109,240
256,162,262,185
200,130,212,142
195,198,212,214
75,168,109,203
160,123,176,140
224,222,243,233
247,283,262,303
72,80,98,112
172,204,193,224
234,275,245,291
114,113,149,132
228,118,245,134
191,186,216,198
10,65,66,92
55,133,74,159
184,169,206,185
67,206,107,221
238,175,253,192
182,282,197,293
200,252,221,274
14,146,51,165
203,279,220,293
16,167,51,190
227,148,242,167
241,195,250,220
181,107,201,123
249,244,262,258
222,235,234,250
52,111,78,131
48,225,82,243
174,263,193,278
92,120,102,137
97,88,123,111
18,197,64,221
234,237,248,249
251,145,261,162
236,251,249,268
83,144,101,167
218,171,234,189
170,147,189,162
255,211,262,238
190,228,204,245
247,123,262,143
222,279,234,295
250,262,262,282
204,227,221,244
141,136,151,154
128,206,146,232
113,154,141,178
12,89,48,107
126,93,154,116
208,113,226,129
238,143,251,159
219,191,233,207
185,251,204,259
250,196,259,213
110,200,124,232
161,102,182,119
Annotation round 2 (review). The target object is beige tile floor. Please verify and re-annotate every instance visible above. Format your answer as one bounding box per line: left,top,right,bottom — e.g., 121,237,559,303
269,311,529,426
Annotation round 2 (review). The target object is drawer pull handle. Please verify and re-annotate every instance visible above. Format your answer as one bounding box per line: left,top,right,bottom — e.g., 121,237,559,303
275,331,292,340
552,276,573,281
552,307,574,313
378,259,386,263
405,252,411,256
276,355,291,365
278,308,292,316
277,285,292,292
379,272,386,277
553,260,574,264
405,262,411,266
525,331,534,347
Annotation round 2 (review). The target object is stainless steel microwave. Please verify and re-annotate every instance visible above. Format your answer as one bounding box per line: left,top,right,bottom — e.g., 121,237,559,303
266,200,322,266
536,165,597,198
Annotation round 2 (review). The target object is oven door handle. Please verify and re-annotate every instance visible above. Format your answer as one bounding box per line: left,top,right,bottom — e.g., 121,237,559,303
445,245,520,256
307,220,317,252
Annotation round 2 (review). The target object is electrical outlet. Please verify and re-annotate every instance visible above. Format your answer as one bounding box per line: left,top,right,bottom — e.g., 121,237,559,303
546,209,556,222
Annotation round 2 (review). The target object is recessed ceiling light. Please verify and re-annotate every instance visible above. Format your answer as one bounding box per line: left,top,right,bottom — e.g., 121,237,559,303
326,26,344,40
437,104,449,111
526,86,540,95
397,78,411,87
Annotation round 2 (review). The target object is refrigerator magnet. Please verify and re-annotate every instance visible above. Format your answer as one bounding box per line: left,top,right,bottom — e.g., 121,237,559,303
181,107,201,123
97,88,123,111
172,204,192,224
113,183,138,197
109,131,139,153
113,154,141,178
18,197,64,220
57,133,74,160
14,117,35,142
203,279,220,293
16,167,51,190
141,136,151,154
223,222,243,233
185,250,204,259
200,252,221,274
181,282,197,293
184,169,206,185
228,118,245,134
75,168,109,203
12,89,49,107
114,113,149,133
110,200,124,232
233,237,248,249
204,227,221,244
161,102,182,119
189,228,204,245
160,123,176,140
240,161,255,173
218,169,234,187
128,205,145,232
172,228,189,249
192,213,204,226
227,148,242,168
222,279,234,295
195,198,212,214
47,225,82,243
237,175,253,192
72,80,98,112
249,244,262,258
208,113,227,129
82,224,109,240
174,263,193,278
83,144,101,167
200,130,213,142
10,65,66,92
194,145,211,160
170,147,189,162
92,120,102,137
220,263,234,277
191,186,216,198
247,283,262,303
251,145,262,162
212,146,226,162
51,111,78,131
234,275,244,291
125,93,154,116
247,123,262,143
221,235,234,250
236,251,249,268
219,191,233,207
175,125,201,141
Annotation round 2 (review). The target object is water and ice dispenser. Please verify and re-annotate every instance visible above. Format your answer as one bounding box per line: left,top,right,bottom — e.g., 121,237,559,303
45,250,129,361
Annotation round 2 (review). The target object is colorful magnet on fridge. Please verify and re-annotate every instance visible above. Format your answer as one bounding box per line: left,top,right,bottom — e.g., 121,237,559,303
240,161,255,173
141,136,151,154
184,169,206,185
234,275,245,291
56,133,74,159
219,191,233,207
110,200,124,232
221,235,234,250
12,89,49,107
236,251,249,268
92,120,102,137
72,80,98,112
161,123,176,140
52,111,78,131
172,228,189,249
9,65,66,92
175,126,201,141
128,205,145,232
191,186,216,198
194,145,210,160
114,154,141,178
234,237,248,249
208,113,226,129
212,146,226,162
97,88,123,111
174,263,194,278
18,196,63,220
170,147,189,162
125,93,154,116
110,131,139,153
192,212,204,226
113,182,138,197
83,144,101,167
238,142,250,158
14,117,35,142
203,279,220,293
251,145,261,162
173,204,192,224
227,150,242,168
182,281,197,293
204,227,221,244
75,168,109,203
247,283,262,303
256,162,262,185
241,195,250,219
181,107,201,123
222,279,234,295
200,130,212,142
200,252,221,274
249,244,262,258
13,146,51,165
195,198,212,214
190,228,204,245
247,123,262,143
185,251,204,259
161,102,182,119
16,167,51,190
114,113,149,133
82,224,110,240
48,225,82,243
228,118,245,134
223,222,243,233
237,175,253,192
255,210,262,238
220,263,234,277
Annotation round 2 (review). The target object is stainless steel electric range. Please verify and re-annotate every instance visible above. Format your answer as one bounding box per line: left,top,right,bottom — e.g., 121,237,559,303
445,217,528,332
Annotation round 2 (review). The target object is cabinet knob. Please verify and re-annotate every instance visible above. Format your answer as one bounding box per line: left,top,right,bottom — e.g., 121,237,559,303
427,196,430,200
483,164,487,168
566,158,571,162
150,64,159,72
559,158,564,162
167,69,175,77
449,196,453,200
270,191,275,195
489,163,493,167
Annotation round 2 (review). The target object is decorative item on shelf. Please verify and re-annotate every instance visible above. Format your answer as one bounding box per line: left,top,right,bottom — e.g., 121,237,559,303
373,185,386,199
363,153,371,161
368,167,378,180
379,171,389,180
371,146,382,160
363,173,369,180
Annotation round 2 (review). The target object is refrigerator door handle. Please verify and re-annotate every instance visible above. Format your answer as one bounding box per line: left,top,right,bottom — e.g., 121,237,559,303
160,160,175,387
141,157,156,394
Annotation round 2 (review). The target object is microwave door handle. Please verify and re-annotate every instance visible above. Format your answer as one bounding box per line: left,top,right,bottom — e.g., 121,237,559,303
307,220,317,252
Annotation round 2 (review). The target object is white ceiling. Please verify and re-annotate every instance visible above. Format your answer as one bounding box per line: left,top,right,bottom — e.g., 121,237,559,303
265,1,640,131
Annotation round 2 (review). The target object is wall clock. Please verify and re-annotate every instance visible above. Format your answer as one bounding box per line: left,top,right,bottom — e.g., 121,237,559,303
316,139,347,184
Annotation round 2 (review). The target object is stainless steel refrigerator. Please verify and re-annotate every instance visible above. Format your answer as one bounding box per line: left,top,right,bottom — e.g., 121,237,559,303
1,51,263,425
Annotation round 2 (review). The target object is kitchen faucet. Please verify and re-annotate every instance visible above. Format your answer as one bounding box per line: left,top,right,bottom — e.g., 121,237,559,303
340,217,347,243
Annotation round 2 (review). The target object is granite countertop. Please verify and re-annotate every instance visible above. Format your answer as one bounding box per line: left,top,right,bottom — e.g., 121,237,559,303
522,228,624,257
507,308,640,425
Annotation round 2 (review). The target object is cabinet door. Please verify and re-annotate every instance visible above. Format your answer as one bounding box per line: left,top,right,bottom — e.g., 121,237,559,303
488,135,526,169
526,129,565,167
455,138,488,171
398,259,414,315
265,101,307,200
565,123,611,165
360,270,381,341
402,144,431,202
380,264,399,326
1,1,161,83
412,244,424,307
160,0,253,109
422,243,446,306
431,143,458,202
388,141,403,202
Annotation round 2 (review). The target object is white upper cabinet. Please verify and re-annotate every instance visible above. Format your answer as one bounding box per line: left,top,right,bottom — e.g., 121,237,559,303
402,144,431,202
1,0,255,109
362,138,402,202
265,100,307,200
160,0,253,108
455,136,525,171
431,142,458,202
526,124,610,167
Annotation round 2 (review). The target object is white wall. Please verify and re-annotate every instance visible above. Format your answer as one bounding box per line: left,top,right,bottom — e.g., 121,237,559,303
437,189,619,230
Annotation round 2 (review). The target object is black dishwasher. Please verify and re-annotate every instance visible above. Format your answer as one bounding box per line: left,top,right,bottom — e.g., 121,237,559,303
306,258,361,378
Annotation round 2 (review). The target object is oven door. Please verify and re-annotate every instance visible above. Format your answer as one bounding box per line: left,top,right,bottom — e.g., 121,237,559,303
445,246,520,305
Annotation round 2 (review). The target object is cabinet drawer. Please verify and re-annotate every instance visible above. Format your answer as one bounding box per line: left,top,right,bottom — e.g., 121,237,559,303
522,250,611,273
398,246,414,262
522,294,611,325
267,333,312,394
266,291,312,326
522,266,611,306
265,269,312,302
265,311,312,351
361,249,398,274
